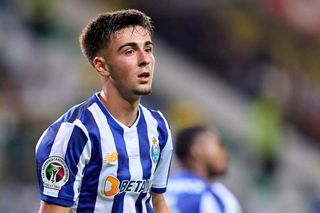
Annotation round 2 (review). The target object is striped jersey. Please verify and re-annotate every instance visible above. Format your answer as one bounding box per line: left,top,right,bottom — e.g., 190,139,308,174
165,170,242,213
35,93,173,213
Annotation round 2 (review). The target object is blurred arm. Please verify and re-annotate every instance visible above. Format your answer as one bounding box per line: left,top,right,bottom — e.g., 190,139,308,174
38,201,70,213
152,192,170,213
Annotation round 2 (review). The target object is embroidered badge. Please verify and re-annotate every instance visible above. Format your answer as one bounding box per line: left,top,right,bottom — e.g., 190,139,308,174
41,156,69,190
151,136,160,163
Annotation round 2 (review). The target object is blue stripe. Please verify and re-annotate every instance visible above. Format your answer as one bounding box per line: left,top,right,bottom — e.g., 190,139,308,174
146,196,152,213
149,110,171,194
36,122,61,195
60,125,88,200
136,107,152,212
108,122,130,213
151,187,166,194
92,94,121,130
59,98,95,123
177,194,201,213
137,108,152,179
135,193,147,213
209,189,225,213
149,110,168,151
76,110,102,213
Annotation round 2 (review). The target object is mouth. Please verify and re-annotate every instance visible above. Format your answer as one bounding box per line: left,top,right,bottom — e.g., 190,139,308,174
138,72,150,81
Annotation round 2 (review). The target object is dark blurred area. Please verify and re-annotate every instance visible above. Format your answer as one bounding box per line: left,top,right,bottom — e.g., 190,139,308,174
130,0,320,145
1,0,320,212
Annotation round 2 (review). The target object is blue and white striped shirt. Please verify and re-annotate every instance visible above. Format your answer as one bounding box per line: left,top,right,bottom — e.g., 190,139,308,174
35,93,173,213
165,170,242,213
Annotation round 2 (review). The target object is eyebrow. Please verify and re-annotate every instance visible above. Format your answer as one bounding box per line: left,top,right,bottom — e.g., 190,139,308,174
118,41,153,52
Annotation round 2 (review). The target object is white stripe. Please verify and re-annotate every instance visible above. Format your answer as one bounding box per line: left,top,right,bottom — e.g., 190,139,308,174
141,193,151,213
123,128,143,213
35,128,48,153
123,196,137,213
89,103,118,212
200,191,221,213
49,122,74,157
211,183,242,213
152,128,172,189
72,119,92,203
142,107,173,189
43,187,59,198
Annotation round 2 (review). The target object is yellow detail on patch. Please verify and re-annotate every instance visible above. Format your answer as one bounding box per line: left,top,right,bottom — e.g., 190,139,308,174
152,137,158,145
104,152,118,164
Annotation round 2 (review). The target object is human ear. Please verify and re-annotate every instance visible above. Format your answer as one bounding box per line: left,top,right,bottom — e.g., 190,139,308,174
93,56,110,77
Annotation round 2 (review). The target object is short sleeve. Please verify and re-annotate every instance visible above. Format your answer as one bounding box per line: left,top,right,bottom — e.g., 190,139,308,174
35,122,91,207
150,112,173,193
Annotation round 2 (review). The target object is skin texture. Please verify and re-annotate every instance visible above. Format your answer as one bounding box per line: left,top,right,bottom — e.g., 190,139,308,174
152,192,170,213
39,26,169,213
94,26,155,127
38,201,70,213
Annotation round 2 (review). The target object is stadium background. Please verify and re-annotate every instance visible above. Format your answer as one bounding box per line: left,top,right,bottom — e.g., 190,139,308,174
1,0,320,212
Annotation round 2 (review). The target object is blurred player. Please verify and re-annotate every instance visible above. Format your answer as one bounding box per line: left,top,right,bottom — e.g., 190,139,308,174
35,9,173,213
166,125,242,213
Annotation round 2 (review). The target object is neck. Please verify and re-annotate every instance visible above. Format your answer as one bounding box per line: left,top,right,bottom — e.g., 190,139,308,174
184,161,209,181
99,86,140,127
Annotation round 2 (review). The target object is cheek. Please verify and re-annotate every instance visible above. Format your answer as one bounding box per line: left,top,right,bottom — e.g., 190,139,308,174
111,63,130,81
216,151,228,168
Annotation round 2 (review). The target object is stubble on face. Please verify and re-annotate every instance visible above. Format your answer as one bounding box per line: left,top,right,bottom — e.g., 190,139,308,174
105,26,155,101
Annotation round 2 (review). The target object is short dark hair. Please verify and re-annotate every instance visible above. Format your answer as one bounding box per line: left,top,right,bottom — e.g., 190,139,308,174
79,9,154,65
175,125,209,163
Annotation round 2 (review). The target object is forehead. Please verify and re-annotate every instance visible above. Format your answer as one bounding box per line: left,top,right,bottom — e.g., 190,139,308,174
196,131,220,146
111,26,152,43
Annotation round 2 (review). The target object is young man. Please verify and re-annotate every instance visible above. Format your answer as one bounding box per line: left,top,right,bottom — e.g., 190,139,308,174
166,125,242,213
35,9,173,213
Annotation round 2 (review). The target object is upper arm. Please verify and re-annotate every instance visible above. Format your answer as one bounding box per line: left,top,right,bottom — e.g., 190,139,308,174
36,122,91,207
151,113,173,193
151,192,169,213
39,201,70,213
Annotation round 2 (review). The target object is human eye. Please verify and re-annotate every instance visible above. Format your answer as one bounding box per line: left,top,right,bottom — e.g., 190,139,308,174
124,49,135,55
145,46,153,53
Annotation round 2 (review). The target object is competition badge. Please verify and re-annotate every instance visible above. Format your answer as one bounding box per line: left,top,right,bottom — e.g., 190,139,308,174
41,156,69,190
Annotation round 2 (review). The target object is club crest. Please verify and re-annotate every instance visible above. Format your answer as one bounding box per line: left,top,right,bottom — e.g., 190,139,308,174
151,136,160,163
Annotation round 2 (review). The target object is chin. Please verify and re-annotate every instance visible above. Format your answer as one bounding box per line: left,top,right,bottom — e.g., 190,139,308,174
133,88,152,96
209,168,227,178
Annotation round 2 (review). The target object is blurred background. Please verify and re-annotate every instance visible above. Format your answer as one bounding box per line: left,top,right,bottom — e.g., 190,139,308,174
1,0,320,212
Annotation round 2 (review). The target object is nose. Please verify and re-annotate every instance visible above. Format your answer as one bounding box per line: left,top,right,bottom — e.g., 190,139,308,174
138,50,151,67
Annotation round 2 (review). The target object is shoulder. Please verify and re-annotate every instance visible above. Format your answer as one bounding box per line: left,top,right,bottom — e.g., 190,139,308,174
211,182,242,212
58,97,96,124
140,105,170,126
167,173,206,194
211,182,235,199
37,98,96,145
140,105,171,133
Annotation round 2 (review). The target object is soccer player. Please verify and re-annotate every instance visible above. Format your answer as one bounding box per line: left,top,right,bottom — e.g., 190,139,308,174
166,125,242,213
35,9,173,213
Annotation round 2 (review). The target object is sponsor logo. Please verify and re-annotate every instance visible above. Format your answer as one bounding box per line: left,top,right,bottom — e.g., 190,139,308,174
101,176,152,197
103,176,120,196
104,151,118,164
41,156,69,190
151,136,160,163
